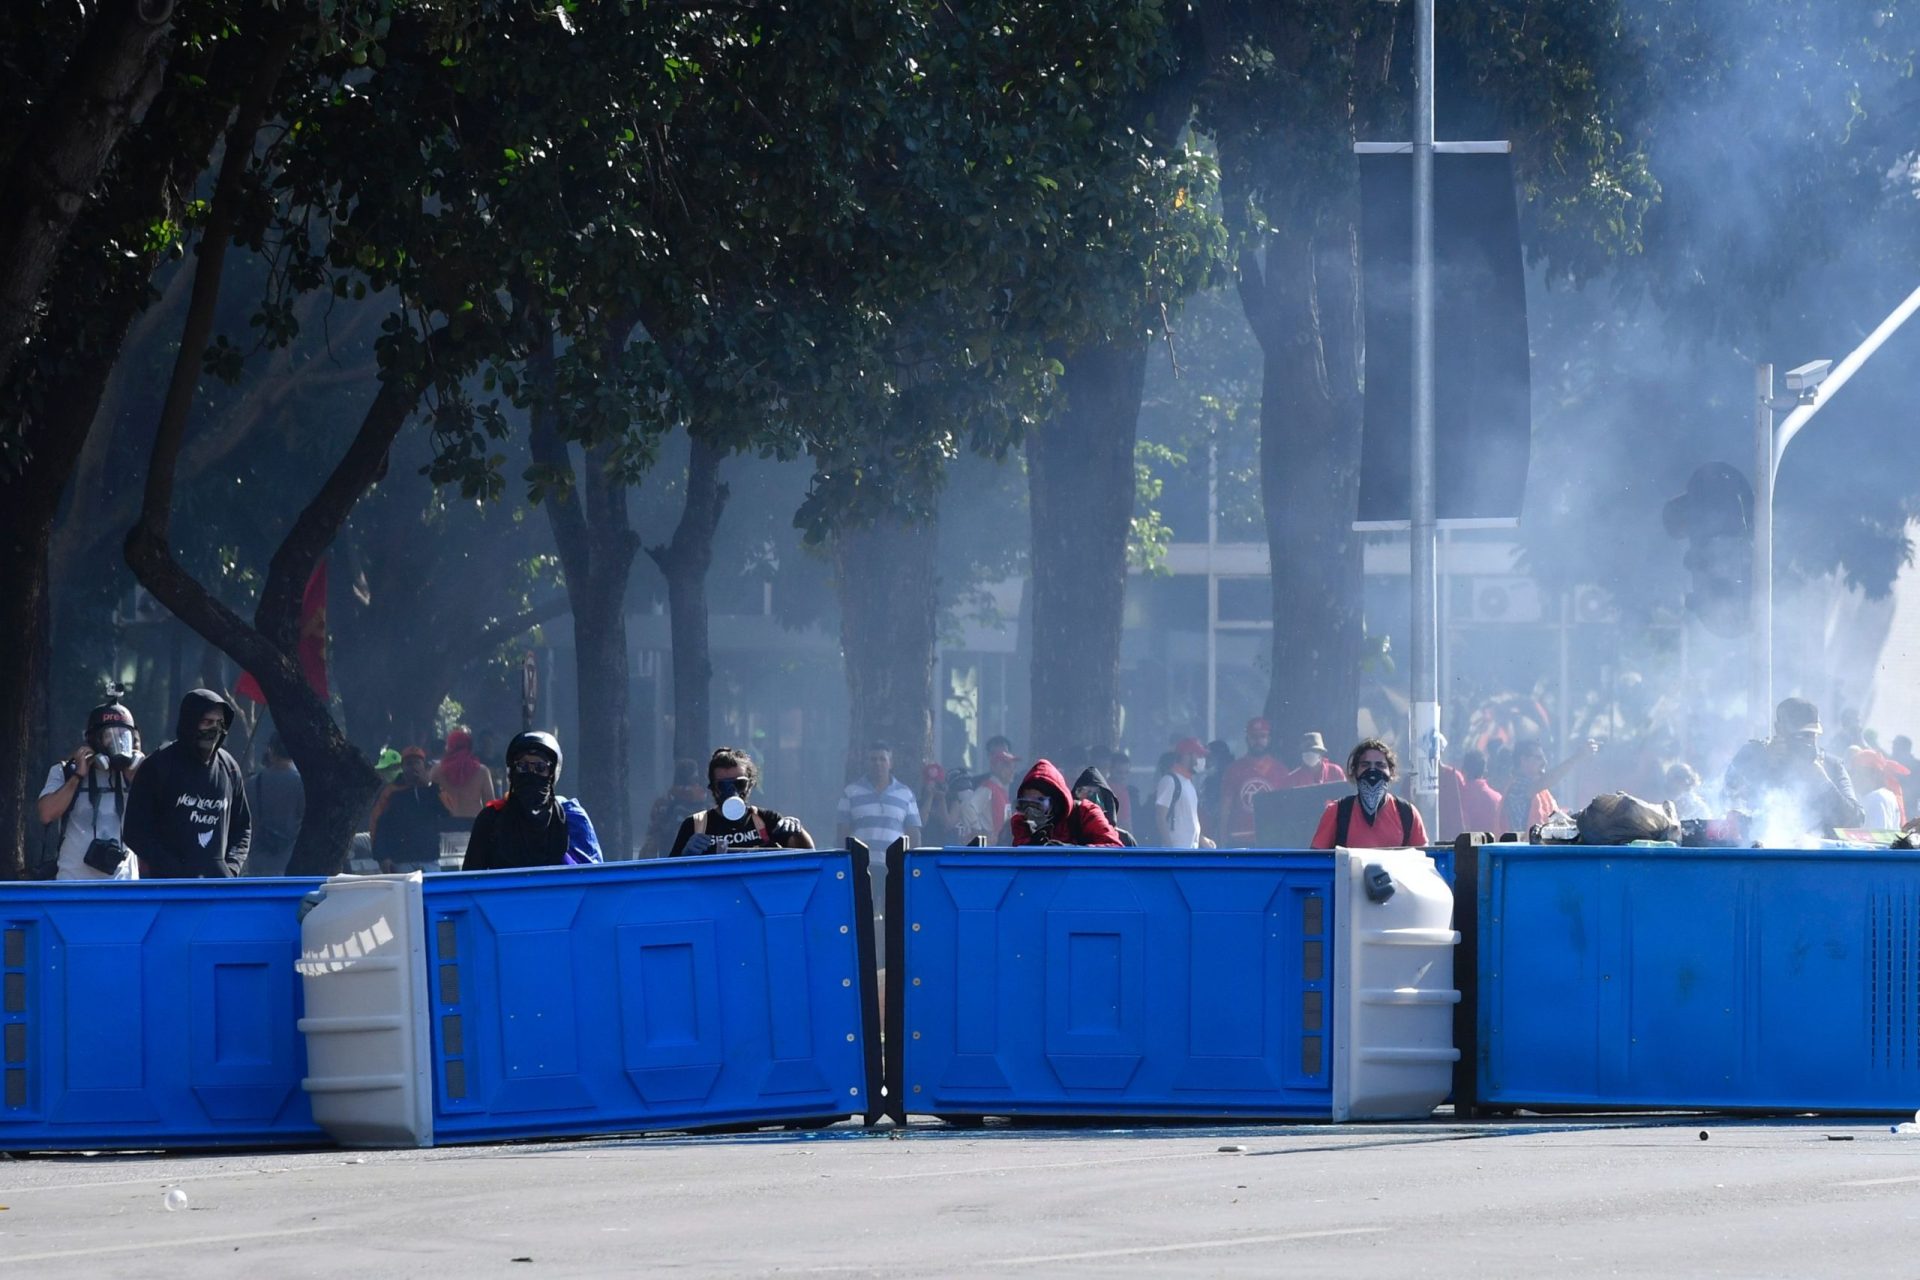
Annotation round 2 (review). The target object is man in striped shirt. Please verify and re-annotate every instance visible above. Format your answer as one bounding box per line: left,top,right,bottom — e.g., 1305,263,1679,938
836,742,923,852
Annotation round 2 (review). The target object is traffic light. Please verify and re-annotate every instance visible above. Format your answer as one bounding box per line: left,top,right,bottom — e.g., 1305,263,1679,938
1662,462,1754,637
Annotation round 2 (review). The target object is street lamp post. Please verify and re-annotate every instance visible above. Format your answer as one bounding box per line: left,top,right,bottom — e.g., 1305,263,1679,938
1750,282,1920,736
1408,0,1441,832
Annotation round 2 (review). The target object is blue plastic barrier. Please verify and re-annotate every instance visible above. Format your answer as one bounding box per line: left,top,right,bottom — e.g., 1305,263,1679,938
419,849,874,1143
0,879,324,1150
889,847,1338,1120
1478,846,1920,1113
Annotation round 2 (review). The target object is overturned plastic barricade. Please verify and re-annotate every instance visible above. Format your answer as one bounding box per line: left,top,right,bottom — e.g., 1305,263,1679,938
883,845,1457,1123
0,878,325,1151
300,849,879,1147
1469,845,1920,1114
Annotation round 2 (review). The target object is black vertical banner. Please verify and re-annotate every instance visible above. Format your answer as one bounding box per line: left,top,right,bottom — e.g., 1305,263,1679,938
1357,151,1531,524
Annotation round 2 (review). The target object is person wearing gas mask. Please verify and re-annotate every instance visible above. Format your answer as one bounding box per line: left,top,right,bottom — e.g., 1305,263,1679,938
669,746,813,857
122,689,251,878
34,699,145,880
1309,738,1429,849
461,731,602,870
1009,759,1123,848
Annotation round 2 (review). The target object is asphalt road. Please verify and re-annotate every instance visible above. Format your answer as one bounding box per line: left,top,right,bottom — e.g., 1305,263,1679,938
2,1115,1917,1277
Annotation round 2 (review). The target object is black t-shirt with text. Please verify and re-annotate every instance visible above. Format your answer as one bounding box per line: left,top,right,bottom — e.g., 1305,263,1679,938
668,806,796,858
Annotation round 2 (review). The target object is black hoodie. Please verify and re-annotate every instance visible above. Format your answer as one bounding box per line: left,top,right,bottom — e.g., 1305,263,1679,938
123,689,252,878
1072,766,1137,846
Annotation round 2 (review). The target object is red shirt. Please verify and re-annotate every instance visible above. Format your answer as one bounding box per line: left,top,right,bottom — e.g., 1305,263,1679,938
1290,760,1348,788
1310,796,1430,849
1436,765,1468,841
1219,754,1293,840
1458,777,1503,834
982,776,1011,832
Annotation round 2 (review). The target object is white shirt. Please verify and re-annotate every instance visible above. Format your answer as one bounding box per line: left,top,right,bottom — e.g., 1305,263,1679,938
39,758,141,880
1864,787,1902,831
1154,771,1201,848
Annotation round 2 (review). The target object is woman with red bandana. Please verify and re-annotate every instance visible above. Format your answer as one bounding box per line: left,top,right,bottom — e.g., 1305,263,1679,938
431,726,496,819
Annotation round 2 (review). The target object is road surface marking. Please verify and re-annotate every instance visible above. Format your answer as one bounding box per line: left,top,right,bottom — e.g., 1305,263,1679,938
0,1225,331,1265
1836,1173,1920,1188
982,1226,1388,1266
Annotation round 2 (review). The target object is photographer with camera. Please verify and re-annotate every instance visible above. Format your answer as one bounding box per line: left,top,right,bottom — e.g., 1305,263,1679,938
668,746,813,857
34,699,144,880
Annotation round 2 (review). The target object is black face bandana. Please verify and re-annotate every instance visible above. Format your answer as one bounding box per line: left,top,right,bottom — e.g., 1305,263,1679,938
510,768,554,813
1356,768,1391,818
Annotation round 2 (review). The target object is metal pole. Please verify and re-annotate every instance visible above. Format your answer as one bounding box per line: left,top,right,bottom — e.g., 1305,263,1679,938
1752,363,1774,740
1409,0,1441,831
1206,432,1219,744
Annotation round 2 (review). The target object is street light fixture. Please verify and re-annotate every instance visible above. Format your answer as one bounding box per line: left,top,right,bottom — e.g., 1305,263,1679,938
1750,283,1920,738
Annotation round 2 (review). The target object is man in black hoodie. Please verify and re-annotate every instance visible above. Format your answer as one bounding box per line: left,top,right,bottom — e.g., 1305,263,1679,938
123,689,252,878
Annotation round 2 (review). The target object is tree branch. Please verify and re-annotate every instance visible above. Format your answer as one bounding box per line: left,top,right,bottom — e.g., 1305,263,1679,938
255,325,452,652
0,0,179,389
131,15,299,555
646,432,730,575
468,592,571,659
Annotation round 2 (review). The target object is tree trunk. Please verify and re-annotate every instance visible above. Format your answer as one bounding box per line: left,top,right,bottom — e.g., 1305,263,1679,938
0,40,256,874
120,21,384,877
1241,222,1366,748
528,331,641,859
568,589,632,856
647,434,729,766
834,511,938,779
1026,337,1149,765
0,509,56,876
0,0,178,389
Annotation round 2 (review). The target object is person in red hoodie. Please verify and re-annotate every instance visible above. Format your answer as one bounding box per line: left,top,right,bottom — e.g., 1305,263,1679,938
1010,759,1124,847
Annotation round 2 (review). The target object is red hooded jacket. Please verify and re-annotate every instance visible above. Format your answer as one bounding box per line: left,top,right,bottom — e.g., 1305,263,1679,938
1009,759,1124,848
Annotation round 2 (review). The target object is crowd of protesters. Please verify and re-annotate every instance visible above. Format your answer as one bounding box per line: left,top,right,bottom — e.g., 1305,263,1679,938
32,685,1920,881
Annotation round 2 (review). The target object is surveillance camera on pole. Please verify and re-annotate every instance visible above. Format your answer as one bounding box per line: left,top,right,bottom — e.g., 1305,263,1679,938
1782,360,1832,393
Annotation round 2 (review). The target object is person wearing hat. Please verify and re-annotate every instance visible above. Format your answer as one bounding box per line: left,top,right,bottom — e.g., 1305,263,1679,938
1723,697,1864,843
34,699,145,880
462,731,602,870
372,747,404,786
1288,731,1347,787
1219,717,1291,845
371,746,456,873
1155,736,1208,848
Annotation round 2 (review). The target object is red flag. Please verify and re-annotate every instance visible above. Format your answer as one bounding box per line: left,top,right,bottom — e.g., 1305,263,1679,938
236,561,329,704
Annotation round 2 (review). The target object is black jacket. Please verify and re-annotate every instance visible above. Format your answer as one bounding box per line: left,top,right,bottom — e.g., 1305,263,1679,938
373,781,452,867
123,689,251,878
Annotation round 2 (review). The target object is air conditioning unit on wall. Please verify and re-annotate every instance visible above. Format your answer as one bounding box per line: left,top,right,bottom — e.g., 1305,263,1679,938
1573,584,1620,625
1455,575,1543,624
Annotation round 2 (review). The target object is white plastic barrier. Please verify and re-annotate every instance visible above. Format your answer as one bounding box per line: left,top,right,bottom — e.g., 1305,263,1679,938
297,873,434,1147
1331,847,1461,1121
